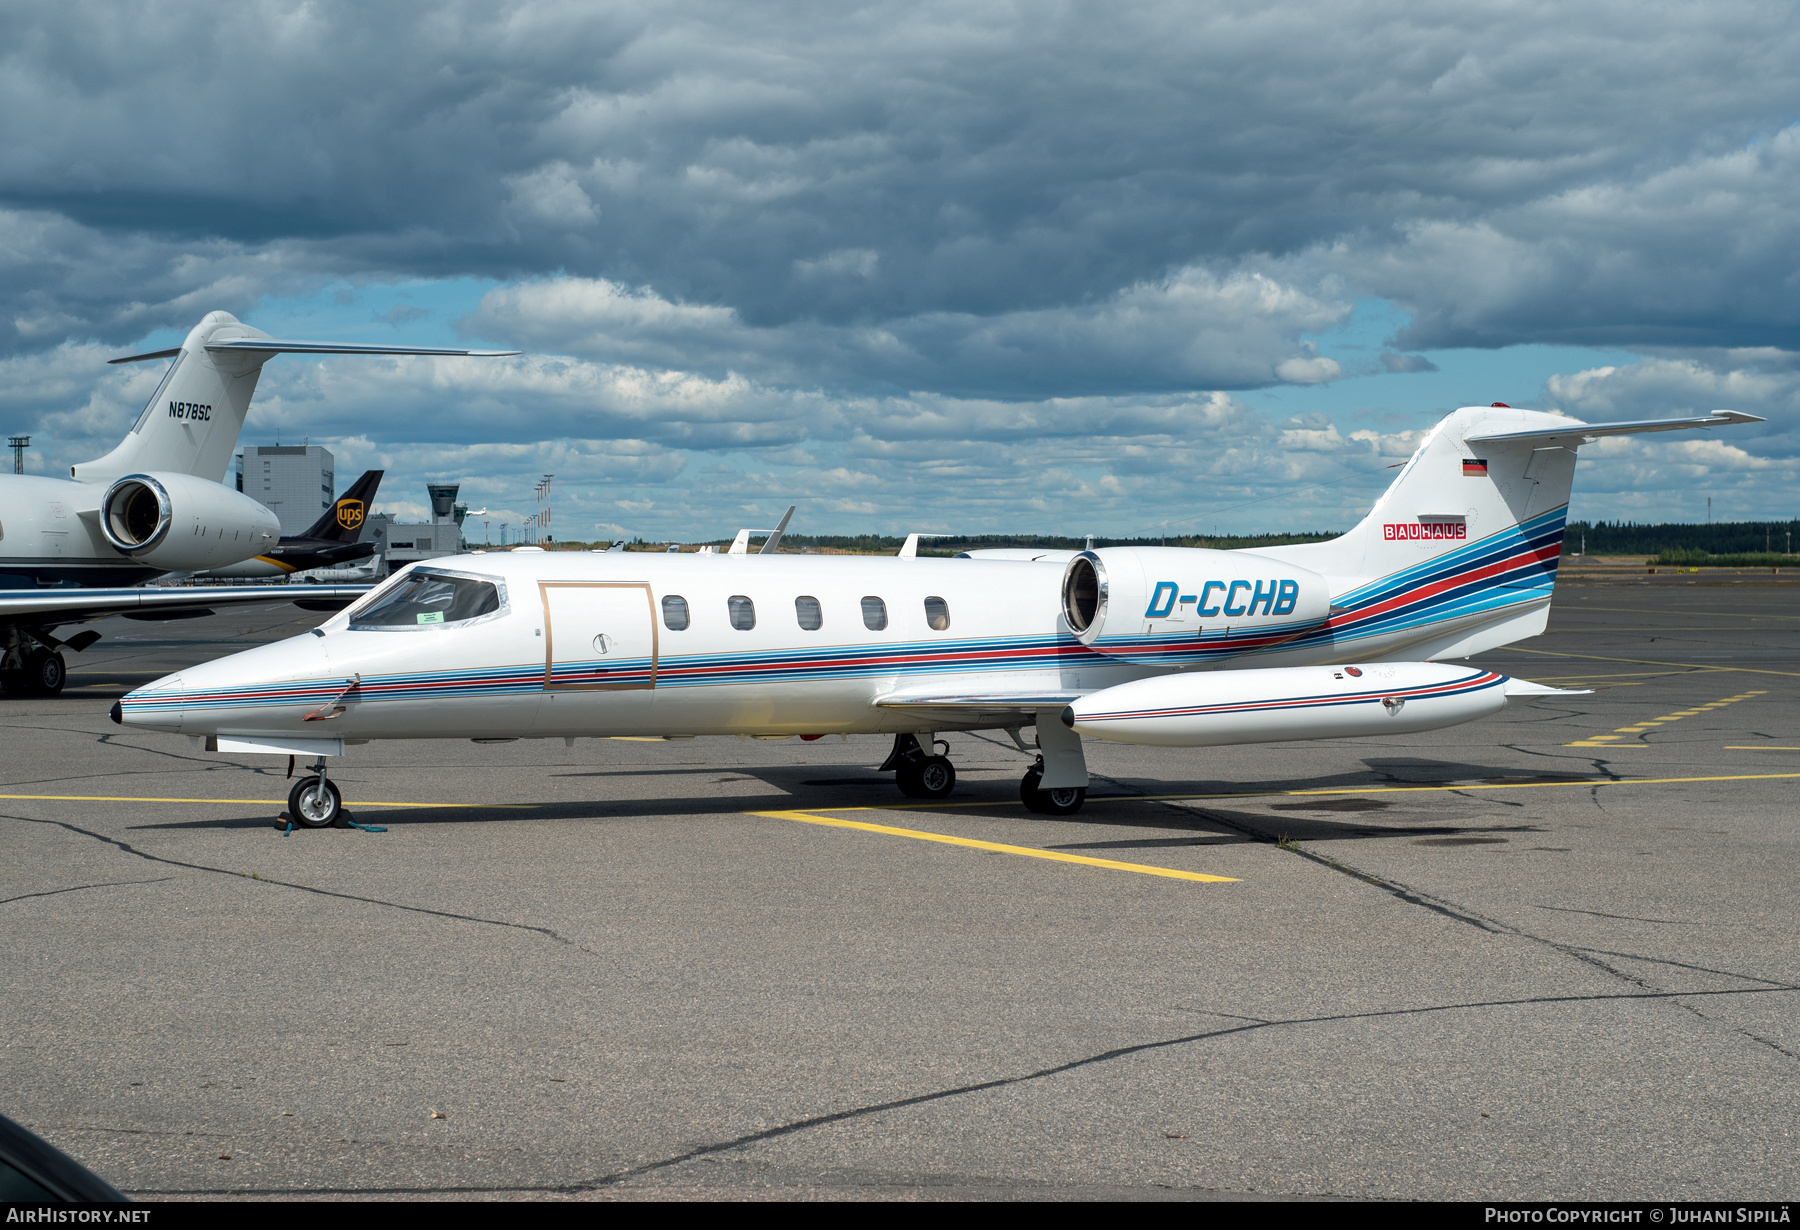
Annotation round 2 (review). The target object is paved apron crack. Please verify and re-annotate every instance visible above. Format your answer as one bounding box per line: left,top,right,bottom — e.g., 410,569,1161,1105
118,983,1800,1197
3,813,585,950
0,877,173,907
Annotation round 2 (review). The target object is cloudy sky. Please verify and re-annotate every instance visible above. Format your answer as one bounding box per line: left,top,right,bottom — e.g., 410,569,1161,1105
4,0,1797,540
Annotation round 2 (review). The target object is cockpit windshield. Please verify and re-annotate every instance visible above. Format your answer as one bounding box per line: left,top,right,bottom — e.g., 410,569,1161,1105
350,571,503,629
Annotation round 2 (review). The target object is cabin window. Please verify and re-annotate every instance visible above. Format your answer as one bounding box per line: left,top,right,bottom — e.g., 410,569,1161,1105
351,570,502,629
795,595,823,631
661,594,690,631
728,595,756,630
861,596,888,631
924,596,950,631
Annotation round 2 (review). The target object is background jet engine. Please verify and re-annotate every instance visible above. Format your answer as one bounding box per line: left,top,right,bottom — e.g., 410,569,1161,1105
1066,662,1510,747
100,472,281,572
1060,546,1331,663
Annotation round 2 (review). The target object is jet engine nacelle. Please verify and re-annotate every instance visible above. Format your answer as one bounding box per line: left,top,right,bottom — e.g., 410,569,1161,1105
100,472,281,572
1068,661,1508,747
1060,547,1331,662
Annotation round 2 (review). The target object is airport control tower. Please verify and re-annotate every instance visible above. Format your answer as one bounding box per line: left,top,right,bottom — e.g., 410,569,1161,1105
427,482,459,524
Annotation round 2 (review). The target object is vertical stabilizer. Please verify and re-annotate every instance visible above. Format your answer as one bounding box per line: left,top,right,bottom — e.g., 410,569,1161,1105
296,469,384,543
1333,405,1577,582
1244,403,1756,660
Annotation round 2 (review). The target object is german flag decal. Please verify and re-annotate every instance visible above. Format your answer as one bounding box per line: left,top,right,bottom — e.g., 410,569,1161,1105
1462,458,1488,477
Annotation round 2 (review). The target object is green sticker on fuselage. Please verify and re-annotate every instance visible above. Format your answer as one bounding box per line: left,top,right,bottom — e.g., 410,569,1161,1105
417,611,444,624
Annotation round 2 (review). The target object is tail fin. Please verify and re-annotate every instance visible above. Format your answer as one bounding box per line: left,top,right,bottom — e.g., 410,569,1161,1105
73,313,517,486
1249,404,1761,658
298,469,384,542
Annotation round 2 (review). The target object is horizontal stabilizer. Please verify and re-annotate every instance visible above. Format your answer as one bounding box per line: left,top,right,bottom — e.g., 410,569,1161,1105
106,347,184,365
1501,678,1593,697
1465,410,1763,445
204,340,520,358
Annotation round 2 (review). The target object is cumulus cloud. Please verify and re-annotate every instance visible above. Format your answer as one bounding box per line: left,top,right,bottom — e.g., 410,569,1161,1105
468,268,1349,396
4,1,1798,532
5,1,1800,368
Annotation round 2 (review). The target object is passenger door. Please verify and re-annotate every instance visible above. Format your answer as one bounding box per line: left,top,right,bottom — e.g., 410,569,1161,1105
540,582,658,690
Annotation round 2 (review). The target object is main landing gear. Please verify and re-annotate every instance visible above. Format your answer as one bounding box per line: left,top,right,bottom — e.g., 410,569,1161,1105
287,759,344,828
0,647,66,697
1020,757,1087,815
880,733,957,800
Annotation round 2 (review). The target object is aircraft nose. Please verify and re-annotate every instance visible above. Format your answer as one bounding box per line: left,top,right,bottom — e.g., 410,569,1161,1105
110,701,121,725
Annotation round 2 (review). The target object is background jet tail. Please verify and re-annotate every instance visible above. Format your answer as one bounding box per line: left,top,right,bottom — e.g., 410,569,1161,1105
298,469,384,542
72,313,516,487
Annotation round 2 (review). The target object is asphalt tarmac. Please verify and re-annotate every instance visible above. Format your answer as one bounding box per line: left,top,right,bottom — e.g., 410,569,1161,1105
3,580,1797,1201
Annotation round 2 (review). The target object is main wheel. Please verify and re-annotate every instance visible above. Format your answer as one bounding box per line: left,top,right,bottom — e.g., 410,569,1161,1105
913,755,955,799
0,666,25,698
25,650,65,697
1020,768,1086,815
287,776,343,828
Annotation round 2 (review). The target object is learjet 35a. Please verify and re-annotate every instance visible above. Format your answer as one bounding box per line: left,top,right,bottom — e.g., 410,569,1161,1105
0,311,514,695
114,403,1760,826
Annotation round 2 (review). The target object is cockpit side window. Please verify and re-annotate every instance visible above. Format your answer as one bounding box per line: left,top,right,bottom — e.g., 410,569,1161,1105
350,572,502,629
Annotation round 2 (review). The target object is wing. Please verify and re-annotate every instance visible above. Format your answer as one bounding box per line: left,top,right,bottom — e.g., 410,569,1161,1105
874,688,1087,720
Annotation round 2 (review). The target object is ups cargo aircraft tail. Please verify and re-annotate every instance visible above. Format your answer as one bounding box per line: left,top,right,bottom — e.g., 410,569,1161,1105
0,312,514,697
201,469,386,579
115,402,1761,827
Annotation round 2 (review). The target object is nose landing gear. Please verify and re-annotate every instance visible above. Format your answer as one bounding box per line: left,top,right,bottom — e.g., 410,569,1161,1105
287,759,344,828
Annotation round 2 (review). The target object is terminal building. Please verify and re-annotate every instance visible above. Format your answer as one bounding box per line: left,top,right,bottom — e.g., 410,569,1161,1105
235,445,335,536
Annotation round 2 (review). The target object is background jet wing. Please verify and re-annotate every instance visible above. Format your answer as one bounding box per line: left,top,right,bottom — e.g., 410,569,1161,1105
0,584,372,625
204,340,520,357
1465,410,1763,445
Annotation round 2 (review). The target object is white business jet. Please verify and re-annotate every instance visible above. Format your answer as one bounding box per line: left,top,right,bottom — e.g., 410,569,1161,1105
113,403,1759,827
0,311,515,695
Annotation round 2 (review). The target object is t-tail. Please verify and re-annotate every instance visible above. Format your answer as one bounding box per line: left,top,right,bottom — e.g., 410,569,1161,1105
1250,403,1763,660
73,312,516,487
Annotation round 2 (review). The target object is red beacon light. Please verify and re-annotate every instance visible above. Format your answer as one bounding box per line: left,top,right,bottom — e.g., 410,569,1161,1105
1491,402,1510,408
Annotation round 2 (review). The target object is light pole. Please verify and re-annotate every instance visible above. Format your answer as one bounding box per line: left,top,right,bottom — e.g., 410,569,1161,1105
7,436,27,475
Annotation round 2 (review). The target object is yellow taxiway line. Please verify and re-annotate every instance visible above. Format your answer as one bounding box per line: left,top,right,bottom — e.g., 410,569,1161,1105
752,808,1239,883
10,772,1799,888
751,769,1800,884
0,793,524,808
1563,690,1765,747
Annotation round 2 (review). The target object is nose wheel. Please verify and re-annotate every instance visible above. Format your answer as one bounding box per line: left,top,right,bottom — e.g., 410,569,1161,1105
287,774,343,828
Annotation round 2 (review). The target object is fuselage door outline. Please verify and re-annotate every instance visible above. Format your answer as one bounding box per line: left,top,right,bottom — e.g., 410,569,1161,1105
539,581,659,691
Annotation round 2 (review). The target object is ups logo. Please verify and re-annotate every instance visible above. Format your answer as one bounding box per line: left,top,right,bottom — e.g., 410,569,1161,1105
335,499,366,531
